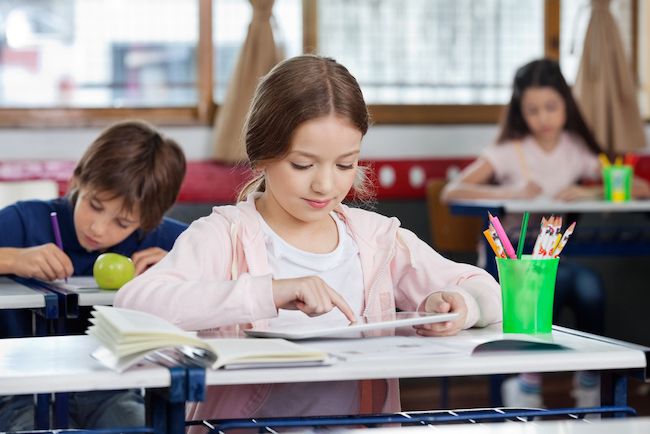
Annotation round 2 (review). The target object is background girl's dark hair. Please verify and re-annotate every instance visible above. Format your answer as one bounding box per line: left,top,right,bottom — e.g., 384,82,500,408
497,58,602,155
237,54,373,202
68,119,186,233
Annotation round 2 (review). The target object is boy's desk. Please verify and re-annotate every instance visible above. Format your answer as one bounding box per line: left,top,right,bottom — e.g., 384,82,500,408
28,277,116,324
0,276,59,335
0,334,194,434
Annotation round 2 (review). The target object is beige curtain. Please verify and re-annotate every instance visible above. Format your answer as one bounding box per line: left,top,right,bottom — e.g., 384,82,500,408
573,0,646,155
212,0,284,163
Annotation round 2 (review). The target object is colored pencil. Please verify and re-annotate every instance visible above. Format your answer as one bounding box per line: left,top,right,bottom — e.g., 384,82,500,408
516,212,529,259
50,211,67,283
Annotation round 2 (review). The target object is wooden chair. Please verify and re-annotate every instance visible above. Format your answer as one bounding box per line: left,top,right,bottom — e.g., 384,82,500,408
425,179,483,256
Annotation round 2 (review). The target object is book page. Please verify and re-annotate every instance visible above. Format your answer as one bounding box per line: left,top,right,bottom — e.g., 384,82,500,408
49,276,101,291
306,336,465,361
199,338,329,369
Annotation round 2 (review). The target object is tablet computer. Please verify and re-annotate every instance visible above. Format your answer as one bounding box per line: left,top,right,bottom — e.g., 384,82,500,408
244,311,459,340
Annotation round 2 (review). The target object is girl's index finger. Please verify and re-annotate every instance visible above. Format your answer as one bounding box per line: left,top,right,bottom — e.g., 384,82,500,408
328,289,357,323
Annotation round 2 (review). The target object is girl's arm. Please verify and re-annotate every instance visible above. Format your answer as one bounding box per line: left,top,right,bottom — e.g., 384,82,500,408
114,217,279,331
392,228,502,331
441,158,541,202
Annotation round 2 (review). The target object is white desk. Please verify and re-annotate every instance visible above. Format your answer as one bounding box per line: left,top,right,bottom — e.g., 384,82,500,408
1,324,647,433
0,335,171,395
450,198,650,215
0,276,46,309
332,417,650,433
202,324,648,386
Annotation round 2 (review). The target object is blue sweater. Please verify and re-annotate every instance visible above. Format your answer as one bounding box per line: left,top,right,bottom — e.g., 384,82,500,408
0,198,188,276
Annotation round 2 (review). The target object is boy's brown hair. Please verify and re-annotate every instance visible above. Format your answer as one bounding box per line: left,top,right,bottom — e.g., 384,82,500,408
68,119,186,233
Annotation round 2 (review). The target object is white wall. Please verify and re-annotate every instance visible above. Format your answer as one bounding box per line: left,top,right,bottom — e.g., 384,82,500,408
1,123,649,161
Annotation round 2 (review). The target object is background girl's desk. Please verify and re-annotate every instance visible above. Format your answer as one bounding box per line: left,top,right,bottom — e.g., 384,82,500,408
449,198,650,217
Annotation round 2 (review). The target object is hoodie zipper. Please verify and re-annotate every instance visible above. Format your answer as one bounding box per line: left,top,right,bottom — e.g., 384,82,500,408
362,247,396,317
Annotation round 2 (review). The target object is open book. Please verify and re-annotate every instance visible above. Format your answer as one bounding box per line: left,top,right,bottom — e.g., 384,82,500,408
87,306,331,373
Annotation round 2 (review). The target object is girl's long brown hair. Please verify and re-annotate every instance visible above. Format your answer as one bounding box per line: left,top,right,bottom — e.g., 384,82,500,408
237,55,373,203
497,58,602,155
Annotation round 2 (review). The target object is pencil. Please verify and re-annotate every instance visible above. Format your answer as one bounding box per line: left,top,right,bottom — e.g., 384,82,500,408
483,229,504,259
552,222,576,258
488,223,507,259
514,140,531,181
531,217,546,259
516,212,529,259
50,212,67,283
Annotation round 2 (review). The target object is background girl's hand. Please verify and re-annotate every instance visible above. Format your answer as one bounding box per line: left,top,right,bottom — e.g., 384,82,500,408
131,247,168,276
554,185,602,201
632,177,650,199
413,291,467,337
513,181,542,199
12,244,74,281
272,276,357,323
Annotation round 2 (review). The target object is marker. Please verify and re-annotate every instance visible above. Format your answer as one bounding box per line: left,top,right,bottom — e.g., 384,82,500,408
488,212,516,259
598,153,611,167
50,212,67,283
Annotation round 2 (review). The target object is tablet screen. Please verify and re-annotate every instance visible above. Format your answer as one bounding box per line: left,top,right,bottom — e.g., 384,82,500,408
244,311,459,340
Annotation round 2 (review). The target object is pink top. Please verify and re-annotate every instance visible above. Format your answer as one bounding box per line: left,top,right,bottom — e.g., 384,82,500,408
481,132,601,199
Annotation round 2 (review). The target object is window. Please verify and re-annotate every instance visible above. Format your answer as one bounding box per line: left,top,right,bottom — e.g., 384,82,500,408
0,0,639,127
317,0,544,105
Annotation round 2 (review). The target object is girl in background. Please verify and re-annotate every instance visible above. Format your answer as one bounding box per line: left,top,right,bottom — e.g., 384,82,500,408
116,54,502,429
442,58,650,408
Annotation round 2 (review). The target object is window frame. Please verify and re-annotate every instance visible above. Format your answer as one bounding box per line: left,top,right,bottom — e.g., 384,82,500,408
0,0,636,128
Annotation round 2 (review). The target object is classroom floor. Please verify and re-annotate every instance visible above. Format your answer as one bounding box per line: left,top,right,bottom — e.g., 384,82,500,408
399,373,650,416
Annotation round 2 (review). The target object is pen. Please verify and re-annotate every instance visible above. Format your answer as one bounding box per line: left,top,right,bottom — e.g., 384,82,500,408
50,211,67,283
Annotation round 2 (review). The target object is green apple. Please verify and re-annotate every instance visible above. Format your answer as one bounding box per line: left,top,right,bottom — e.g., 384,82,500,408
93,253,135,290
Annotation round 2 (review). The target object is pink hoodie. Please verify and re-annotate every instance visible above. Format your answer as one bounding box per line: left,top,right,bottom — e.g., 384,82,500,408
115,193,502,426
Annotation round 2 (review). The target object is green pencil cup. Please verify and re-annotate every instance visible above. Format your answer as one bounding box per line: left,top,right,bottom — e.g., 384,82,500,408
603,165,633,202
496,255,559,334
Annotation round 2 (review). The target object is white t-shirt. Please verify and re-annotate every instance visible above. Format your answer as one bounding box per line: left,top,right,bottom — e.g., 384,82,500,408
481,132,601,199
262,211,365,326
253,211,364,418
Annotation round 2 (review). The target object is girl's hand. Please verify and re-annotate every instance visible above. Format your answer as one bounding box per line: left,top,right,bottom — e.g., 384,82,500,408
414,291,467,337
632,177,650,199
131,247,168,276
12,244,74,281
555,185,601,201
272,276,357,323
513,181,542,199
